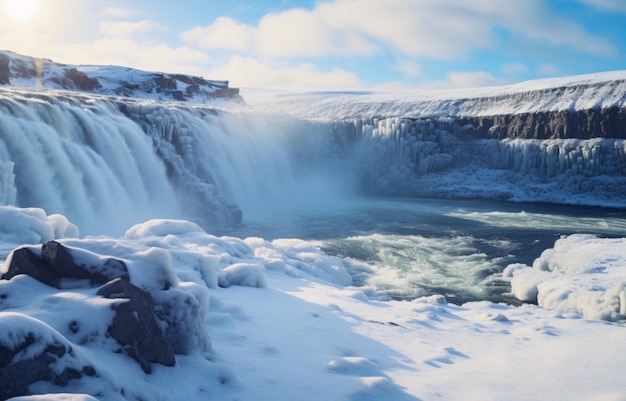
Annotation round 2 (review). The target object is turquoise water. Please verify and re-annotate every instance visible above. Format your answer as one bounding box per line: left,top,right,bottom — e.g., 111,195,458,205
222,197,626,304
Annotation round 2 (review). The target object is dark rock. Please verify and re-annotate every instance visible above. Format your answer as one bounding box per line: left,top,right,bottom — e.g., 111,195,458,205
153,74,177,92
64,68,101,91
12,57,37,79
457,107,626,140
1,50,242,102
213,87,240,98
185,84,200,97
97,278,175,373
172,90,185,101
0,316,97,400
41,240,129,285
1,246,61,288
0,53,10,85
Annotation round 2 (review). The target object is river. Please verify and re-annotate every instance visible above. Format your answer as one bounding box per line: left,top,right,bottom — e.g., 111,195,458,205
221,197,626,304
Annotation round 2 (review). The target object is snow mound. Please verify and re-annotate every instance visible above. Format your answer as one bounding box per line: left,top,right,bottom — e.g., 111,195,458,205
504,234,626,321
0,206,78,244
124,219,205,239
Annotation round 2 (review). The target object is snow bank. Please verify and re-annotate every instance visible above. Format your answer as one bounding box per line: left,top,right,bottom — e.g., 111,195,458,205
0,206,78,244
504,234,626,321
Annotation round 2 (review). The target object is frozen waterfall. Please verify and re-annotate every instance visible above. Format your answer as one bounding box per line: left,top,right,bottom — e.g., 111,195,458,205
1,87,625,237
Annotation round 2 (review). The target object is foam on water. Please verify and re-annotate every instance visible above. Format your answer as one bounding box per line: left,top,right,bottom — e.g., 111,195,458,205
323,233,512,302
447,208,626,235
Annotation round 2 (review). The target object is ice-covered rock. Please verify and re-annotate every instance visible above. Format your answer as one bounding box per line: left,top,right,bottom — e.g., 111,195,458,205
0,312,97,400
97,278,175,373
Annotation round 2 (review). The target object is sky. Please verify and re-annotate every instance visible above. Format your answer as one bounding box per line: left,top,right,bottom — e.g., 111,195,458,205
0,0,625,91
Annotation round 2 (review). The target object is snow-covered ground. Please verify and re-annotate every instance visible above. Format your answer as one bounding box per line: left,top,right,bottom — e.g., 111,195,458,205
242,70,626,119
1,207,625,401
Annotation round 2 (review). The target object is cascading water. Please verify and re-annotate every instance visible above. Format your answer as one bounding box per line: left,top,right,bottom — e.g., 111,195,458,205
0,89,359,236
1,86,626,239
0,92,182,235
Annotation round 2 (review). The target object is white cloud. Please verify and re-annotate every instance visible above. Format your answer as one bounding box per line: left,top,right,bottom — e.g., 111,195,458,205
539,63,560,75
254,6,379,57
181,0,618,60
100,20,167,38
419,71,512,89
181,17,253,52
502,62,529,75
103,7,141,19
576,0,626,12
205,56,364,91
392,59,422,78
447,71,511,88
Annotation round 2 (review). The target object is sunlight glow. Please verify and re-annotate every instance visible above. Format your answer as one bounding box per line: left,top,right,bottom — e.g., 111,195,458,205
2,0,40,23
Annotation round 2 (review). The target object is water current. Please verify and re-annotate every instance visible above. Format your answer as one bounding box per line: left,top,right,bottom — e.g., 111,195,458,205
221,197,626,304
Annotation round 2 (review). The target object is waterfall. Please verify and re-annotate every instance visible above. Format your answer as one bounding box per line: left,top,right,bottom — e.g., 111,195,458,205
0,92,185,235
0,89,357,236
0,161,16,205
1,86,624,238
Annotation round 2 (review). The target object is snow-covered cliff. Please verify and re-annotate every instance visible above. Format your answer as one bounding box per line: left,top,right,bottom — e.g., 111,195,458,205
0,50,241,103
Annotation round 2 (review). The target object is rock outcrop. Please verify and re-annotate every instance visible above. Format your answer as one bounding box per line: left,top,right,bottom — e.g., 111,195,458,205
0,50,241,103
0,313,97,400
97,278,176,374
0,240,185,388
457,106,626,140
2,241,129,287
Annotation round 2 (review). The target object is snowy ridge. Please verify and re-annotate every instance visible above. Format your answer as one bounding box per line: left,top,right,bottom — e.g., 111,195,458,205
245,71,626,119
0,50,241,103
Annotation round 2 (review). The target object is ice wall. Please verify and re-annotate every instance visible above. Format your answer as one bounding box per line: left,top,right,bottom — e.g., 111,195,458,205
330,117,626,206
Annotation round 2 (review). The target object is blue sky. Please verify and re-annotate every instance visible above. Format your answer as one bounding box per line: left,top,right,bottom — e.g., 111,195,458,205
1,0,625,90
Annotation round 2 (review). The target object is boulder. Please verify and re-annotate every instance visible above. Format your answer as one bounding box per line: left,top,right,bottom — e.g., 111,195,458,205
97,278,175,373
41,241,129,285
0,313,97,400
1,246,61,288
1,242,129,289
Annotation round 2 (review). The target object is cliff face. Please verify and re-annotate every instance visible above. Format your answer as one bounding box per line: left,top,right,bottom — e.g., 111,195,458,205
457,107,626,140
0,51,241,103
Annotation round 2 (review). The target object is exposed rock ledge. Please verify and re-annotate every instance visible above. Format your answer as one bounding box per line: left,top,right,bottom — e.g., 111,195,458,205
457,106,626,140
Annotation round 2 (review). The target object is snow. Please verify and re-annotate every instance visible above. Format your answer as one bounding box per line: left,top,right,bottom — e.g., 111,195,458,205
504,234,626,321
242,70,626,119
1,209,625,401
0,206,78,249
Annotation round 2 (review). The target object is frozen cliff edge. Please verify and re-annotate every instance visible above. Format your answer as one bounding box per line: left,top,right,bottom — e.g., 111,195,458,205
0,50,241,103
245,72,626,208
